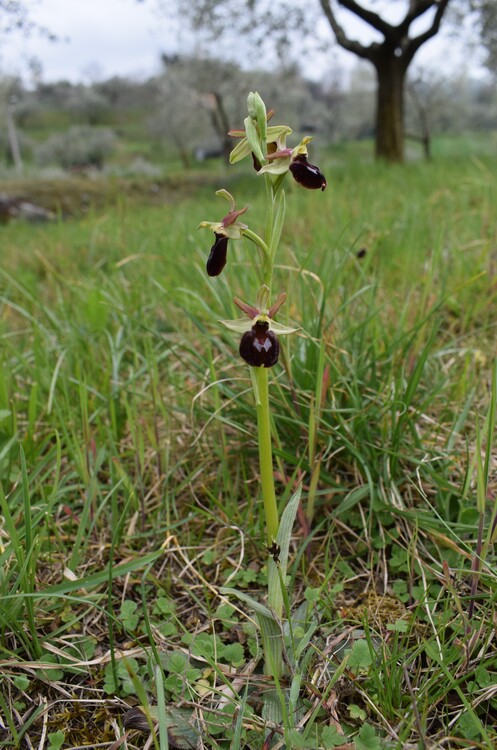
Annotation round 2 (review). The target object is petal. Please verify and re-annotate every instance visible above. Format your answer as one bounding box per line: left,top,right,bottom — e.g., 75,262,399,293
215,189,236,212
289,155,327,191
266,148,293,161
206,234,229,277
229,137,252,164
219,317,254,333
222,206,248,228
291,135,313,158
239,322,280,368
256,284,270,312
257,156,292,176
233,297,260,319
198,220,224,233
267,125,293,142
268,321,301,335
222,222,247,240
268,292,287,318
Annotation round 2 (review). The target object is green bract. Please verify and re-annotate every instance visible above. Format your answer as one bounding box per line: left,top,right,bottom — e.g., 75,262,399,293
244,114,265,166
247,91,268,147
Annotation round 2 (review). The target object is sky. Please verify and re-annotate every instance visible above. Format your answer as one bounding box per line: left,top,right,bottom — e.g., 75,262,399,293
0,0,487,86
2,0,173,83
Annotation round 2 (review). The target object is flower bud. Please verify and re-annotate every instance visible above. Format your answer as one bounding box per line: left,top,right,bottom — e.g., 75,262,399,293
239,321,280,368
289,155,327,191
206,233,229,277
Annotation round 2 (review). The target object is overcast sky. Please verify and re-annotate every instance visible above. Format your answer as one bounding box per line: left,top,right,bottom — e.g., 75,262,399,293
0,0,486,85
1,0,172,82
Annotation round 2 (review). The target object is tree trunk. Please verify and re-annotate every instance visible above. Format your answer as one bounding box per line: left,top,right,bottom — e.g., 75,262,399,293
6,102,23,175
374,55,407,163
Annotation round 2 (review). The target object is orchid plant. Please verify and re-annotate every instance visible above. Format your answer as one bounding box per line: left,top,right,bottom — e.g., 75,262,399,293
199,92,326,688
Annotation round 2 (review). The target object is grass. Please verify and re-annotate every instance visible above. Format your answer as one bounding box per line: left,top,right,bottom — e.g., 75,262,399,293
1,143,497,749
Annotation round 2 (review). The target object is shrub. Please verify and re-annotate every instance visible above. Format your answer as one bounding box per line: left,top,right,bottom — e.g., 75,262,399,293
36,125,116,169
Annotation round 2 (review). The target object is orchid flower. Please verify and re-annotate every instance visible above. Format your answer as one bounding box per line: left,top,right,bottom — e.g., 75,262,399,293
220,286,299,368
230,113,327,191
199,190,248,276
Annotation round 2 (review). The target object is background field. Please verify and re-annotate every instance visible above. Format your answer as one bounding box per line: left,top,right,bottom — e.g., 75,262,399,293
1,137,497,749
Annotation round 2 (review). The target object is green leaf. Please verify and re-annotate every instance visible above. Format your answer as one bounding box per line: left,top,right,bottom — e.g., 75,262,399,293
164,673,184,696
47,731,65,750
220,587,273,619
355,723,381,750
121,600,139,631
222,643,245,666
154,664,169,750
476,666,493,688
348,703,367,720
321,725,346,749
267,484,302,614
155,597,176,615
387,619,408,633
425,641,443,664
331,484,370,518
304,587,321,603
285,729,306,749
165,650,189,674
457,712,482,742
346,640,372,672
43,551,162,595
13,675,30,692
215,603,236,620
158,621,177,637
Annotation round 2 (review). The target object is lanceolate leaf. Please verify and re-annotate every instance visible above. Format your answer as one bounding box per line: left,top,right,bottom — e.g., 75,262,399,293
268,484,302,615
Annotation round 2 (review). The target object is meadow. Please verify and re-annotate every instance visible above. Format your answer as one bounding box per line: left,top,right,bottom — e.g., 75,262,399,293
1,136,497,749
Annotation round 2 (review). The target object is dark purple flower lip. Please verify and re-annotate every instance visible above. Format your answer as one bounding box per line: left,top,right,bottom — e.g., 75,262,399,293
289,154,327,191
206,233,229,277
239,321,280,368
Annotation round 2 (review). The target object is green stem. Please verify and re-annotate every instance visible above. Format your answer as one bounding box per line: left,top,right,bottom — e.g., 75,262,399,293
242,228,269,256
263,176,275,289
254,366,278,543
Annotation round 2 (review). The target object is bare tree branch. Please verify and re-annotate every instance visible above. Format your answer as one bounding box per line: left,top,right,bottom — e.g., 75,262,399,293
318,0,381,61
336,0,396,36
405,0,451,63
405,0,439,22
0,0,57,40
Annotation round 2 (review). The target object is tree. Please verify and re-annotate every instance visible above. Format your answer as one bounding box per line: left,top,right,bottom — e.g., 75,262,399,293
318,1,451,161
0,1,34,34
0,76,24,172
165,0,453,162
475,0,497,73
152,54,332,167
158,56,246,163
149,63,210,168
0,1,56,39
